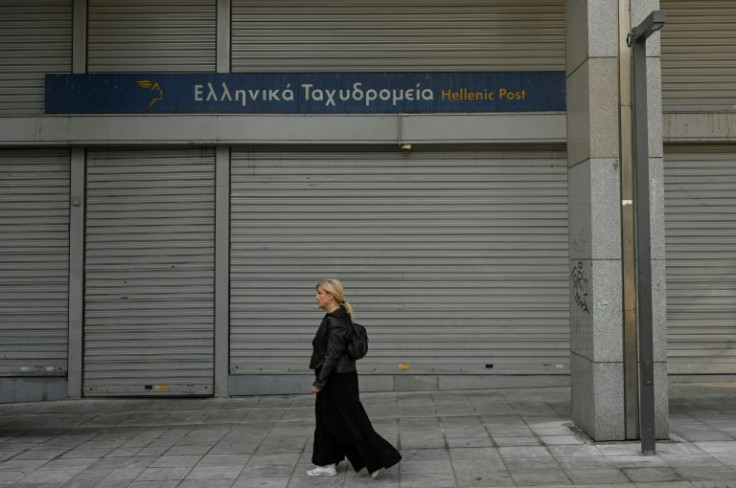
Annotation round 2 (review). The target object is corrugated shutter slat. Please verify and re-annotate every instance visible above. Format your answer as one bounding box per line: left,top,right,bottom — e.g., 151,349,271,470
665,146,736,374
232,0,565,72
230,148,570,376
0,149,70,376
87,0,216,72
661,0,736,110
84,149,216,396
0,0,72,114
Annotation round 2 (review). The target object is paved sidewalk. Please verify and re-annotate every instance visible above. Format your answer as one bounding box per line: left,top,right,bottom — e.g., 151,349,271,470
1,382,735,487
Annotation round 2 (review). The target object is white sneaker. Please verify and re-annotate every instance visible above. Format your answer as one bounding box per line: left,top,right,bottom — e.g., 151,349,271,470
307,464,337,477
370,469,381,479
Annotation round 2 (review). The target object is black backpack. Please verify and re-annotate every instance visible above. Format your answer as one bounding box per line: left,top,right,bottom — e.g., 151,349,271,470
345,321,368,360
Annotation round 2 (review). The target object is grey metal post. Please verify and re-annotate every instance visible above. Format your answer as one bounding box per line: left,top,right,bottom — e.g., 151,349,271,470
217,0,231,73
72,0,87,73
214,0,232,397
214,147,230,397
67,149,85,399
68,0,87,399
627,9,665,456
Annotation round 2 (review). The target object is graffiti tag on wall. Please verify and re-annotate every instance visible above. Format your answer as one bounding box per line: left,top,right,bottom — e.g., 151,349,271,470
570,261,590,314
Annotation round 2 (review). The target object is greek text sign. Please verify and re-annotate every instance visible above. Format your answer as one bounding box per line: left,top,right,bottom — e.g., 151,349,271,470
45,72,565,114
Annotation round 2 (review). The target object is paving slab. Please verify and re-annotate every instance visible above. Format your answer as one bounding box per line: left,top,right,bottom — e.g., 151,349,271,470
0,382,735,487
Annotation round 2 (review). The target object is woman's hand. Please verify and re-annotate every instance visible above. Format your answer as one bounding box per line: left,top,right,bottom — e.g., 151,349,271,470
311,385,321,394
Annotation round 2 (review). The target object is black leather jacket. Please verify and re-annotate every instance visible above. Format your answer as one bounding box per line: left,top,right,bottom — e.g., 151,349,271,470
309,305,357,389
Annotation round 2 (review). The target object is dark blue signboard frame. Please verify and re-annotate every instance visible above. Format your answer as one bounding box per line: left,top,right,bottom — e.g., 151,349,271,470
45,72,565,114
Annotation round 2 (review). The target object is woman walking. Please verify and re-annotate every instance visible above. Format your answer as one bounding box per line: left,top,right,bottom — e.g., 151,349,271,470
308,278,402,478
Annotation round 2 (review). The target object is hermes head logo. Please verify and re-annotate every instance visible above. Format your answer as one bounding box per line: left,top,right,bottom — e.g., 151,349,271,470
136,80,164,108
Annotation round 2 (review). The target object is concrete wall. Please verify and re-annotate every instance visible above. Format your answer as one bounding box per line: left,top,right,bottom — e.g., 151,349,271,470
0,378,68,404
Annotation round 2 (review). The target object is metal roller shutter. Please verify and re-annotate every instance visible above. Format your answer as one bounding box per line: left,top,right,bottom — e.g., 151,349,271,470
230,147,570,377
0,0,72,114
0,149,70,376
87,0,216,72
665,146,736,374
232,0,565,72
661,0,736,110
84,149,215,396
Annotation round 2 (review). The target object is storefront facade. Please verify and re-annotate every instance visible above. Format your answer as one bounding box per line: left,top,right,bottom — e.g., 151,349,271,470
1,0,735,441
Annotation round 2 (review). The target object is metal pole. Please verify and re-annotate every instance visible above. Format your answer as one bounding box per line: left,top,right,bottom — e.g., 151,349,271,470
618,0,639,440
631,37,655,454
628,10,665,456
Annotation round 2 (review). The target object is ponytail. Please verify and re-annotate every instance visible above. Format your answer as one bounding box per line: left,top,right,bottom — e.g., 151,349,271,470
342,300,355,323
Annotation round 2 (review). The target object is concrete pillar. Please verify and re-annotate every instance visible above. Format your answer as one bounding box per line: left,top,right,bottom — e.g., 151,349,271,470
566,0,668,441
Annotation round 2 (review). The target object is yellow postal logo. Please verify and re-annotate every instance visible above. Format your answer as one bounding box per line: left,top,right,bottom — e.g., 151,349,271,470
136,80,164,108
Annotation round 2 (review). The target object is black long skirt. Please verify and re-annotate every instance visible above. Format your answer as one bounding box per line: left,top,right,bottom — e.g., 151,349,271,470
312,370,402,473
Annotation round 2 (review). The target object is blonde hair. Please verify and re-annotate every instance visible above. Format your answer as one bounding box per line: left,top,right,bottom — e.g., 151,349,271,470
316,278,354,322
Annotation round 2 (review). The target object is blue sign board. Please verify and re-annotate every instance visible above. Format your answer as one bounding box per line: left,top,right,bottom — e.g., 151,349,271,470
45,72,565,114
